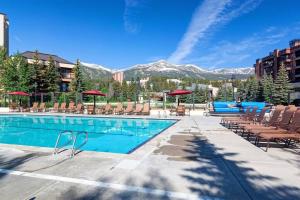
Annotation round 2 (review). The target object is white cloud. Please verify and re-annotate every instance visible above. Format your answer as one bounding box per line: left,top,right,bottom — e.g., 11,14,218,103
186,27,290,68
168,0,263,64
123,0,144,34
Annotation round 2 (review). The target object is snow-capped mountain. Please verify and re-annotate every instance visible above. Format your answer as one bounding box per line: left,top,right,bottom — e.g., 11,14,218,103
211,67,254,75
80,60,254,80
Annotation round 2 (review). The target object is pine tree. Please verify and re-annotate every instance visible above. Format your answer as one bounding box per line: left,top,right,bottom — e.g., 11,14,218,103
47,56,60,93
262,74,274,103
70,59,85,93
273,64,291,105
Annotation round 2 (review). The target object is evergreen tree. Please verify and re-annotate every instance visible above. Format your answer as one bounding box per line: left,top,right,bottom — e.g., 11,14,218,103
46,56,60,93
216,85,233,101
245,77,259,101
33,51,48,93
262,74,274,103
70,59,85,93
273,64,291,105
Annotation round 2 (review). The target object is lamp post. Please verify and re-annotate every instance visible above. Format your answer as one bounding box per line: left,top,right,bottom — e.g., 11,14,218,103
231,74,236,101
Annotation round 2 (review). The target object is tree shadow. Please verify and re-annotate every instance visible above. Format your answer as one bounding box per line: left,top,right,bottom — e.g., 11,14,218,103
58,170,174,200
180,135,300,200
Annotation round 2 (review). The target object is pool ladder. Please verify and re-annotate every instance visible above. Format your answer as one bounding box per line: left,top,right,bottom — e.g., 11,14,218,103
53,130,88,158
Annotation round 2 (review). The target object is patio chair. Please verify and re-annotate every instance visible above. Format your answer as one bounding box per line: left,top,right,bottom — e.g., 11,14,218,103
169,105,177,116
58,102,66,113
256,108,300,151
103,104,113,115
141,103,150,115
227,107,258,129
221,107,251,125
243,106,296,139
30,102,39,112
96,105,105,114
50,102,59,112
87,105,94,114
133,104,143,115
176,105,185,116
114,103,124,115
9,102,19,112
238,107,269,130
241,106,285,135
38,102,46,112
66,101,75,113
74,103,83,114
124,102,134,115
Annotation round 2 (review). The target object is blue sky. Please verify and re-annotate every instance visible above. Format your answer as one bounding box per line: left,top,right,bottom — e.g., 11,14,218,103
1,0,300,69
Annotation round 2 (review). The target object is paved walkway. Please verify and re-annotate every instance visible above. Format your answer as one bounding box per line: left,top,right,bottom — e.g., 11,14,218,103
0,116,299,200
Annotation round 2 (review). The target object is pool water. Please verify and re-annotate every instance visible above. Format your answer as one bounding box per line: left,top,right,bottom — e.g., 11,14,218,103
0,115,176,154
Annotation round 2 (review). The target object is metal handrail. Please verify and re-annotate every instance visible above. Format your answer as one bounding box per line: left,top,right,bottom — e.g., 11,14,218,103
53,130,88,158
70,131,88,157
53,130,74,155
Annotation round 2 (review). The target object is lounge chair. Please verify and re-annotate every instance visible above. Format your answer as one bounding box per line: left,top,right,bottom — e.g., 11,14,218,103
124,102,134,115
238,107,269,130
30,102,39,112
221,107,252,125
133,104,143,115
256,108,300,151
9,102,19,112
58,102,66,113
96,105,105,114
169,105,177,116
38,102,46,112
74,103,83,114
176,105,185,116
243,106,296,140
50,102,59,112
114,103,124,115
66,101,75,113
227,107,258,129
103,104,113,115
87,105,94,114
141,104,150,115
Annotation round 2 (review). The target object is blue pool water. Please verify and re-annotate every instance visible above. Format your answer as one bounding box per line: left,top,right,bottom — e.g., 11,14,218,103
0,115,176,154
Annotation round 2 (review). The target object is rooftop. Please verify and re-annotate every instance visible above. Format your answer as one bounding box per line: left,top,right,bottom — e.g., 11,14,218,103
21,51,74,65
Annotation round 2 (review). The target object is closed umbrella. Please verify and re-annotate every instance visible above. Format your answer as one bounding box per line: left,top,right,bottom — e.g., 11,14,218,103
82,90,106,114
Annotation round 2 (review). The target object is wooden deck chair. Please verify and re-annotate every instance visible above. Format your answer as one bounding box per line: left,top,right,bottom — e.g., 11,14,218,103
30,102,39,112
114,103,124,115
124,102,134,115
133,104,143,115
176,105,186,116
141,104,150,115
66,101,75,113
38,102,46,112
51,102,59,112
58,102,66,113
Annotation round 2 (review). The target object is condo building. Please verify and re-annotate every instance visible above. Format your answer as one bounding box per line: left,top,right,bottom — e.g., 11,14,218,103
0,13,9,54
21,51,75,92
112,71,124,83
254,39,300,101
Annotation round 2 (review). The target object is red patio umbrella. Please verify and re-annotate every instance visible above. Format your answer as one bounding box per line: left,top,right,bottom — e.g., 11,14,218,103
167,89,193,106
7,91,30,96
7,91,31,108
82,90,106,114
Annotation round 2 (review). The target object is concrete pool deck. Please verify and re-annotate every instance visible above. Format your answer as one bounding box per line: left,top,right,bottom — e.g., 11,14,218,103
0,115,299,199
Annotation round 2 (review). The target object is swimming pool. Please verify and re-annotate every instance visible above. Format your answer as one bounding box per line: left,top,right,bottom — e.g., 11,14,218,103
0,115,176,154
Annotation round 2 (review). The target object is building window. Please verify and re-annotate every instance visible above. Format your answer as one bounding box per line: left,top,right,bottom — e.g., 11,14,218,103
295,50,300,58
296,59,300,67
60,83,69,92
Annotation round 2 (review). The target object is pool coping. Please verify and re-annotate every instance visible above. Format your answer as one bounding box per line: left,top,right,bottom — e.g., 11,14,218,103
0,112,182,159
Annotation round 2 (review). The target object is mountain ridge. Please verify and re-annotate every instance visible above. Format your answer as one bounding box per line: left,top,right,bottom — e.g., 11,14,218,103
81,60,254,80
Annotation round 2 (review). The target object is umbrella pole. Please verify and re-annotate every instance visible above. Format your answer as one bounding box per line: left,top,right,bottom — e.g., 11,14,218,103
93,96,96,114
